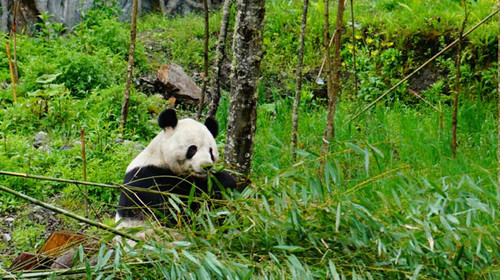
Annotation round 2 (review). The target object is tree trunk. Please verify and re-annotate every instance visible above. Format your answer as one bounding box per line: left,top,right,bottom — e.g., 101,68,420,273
12,0,18,83
322,0,345,154
197,0,210,119
207,0,233,119
120,0,139,132
451,8,467,158
321,0,332,153
224,0,265,179
291,0,309,160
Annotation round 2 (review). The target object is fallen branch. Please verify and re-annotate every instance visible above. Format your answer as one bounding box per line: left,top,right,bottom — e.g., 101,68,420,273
349,8,499,122
0,184,141,243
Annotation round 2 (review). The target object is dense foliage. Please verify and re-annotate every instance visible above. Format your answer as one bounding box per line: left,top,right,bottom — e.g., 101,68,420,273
0,0,499,278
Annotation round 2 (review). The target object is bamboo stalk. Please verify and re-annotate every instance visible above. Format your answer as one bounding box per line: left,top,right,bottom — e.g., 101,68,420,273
451,7,467,159
0,184,141,242
4,41,17,102
349,8,499,122
80,129,88,218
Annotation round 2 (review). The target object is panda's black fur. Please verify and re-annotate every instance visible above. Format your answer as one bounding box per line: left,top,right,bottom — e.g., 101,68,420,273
116,109,236,226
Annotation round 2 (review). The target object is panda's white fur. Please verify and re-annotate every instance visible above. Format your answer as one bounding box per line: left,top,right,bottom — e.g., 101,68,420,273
126,118,219,177
115,109,236,246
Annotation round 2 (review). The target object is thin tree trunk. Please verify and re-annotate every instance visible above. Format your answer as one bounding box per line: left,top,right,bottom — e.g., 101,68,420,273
349,0,357,93
291,0,309,161
451,8,467,158
322,0,345,154
224,0,265,181
5,41,16,102
120,0,139,132
207,0,233,119
12,0,18,83
197,0,210,119
321,0,333,152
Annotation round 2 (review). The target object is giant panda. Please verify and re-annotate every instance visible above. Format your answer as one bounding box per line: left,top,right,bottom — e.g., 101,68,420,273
115,108,236,234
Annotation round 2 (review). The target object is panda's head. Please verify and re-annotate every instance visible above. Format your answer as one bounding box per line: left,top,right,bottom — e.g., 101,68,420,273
157,109,220,178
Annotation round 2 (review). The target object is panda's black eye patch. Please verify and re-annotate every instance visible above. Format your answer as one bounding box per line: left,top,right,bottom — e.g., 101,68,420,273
186,145,197,159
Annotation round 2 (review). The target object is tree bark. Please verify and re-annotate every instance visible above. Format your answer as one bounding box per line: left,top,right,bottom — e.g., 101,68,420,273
322,0,345,154
120,0,139,132
451,8,467,158
291,0,309,160
224,0,265,178
197,0,210,119
207,0,233,119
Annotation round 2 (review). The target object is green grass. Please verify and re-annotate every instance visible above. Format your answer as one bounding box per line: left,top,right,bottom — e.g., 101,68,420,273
1,0,500,278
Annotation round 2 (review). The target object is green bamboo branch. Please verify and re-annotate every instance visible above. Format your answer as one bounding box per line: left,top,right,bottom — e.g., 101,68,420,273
0,170,229,202
0,261,154,279
0,184,141,243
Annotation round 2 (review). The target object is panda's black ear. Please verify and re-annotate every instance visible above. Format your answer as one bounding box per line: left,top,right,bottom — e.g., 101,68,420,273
158,109,178,129
205,117,219,138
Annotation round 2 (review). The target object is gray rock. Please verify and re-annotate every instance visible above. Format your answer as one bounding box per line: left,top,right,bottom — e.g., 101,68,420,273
34,131,49,149
4,217,14,224
1,233,12,243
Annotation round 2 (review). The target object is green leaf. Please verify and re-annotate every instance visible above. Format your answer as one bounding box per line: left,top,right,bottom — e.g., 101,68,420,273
36,73,62,84
328,260,340,280
273,245,306,252
182,249,200,265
